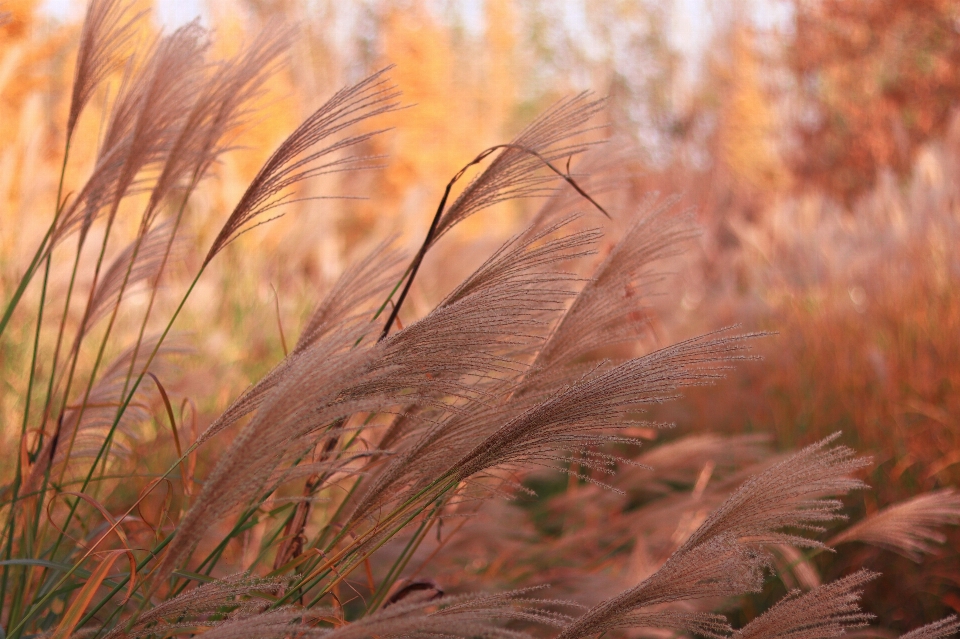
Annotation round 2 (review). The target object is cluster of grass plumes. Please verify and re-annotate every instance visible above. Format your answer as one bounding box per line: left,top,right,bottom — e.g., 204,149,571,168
638,107,960,626
2,3,960,639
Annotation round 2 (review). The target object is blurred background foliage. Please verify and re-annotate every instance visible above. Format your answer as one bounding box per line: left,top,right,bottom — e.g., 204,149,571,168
3,0,960,631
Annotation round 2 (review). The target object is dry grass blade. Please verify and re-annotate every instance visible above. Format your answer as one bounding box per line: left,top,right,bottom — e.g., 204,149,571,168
203,68,401,266
677,433,870,552
828,489,960,560
348,222,600,521
68,0,144,139
556,534,760,639
375,96,609,342
534,197,698,370
154,609,315,639
348,390,511,528
432,93,606,242
772,544,823,591
164,221,594,575
438,217,598,312
734,570,876,639
180,588,572,639
375,98,609,342
900,617,960,639
297,239,407,352
352,226,596,407
110,574,286,639
556,436,869,639
321,590,573,639
451,329,759,483
609,612,734,639
351,328,757,540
